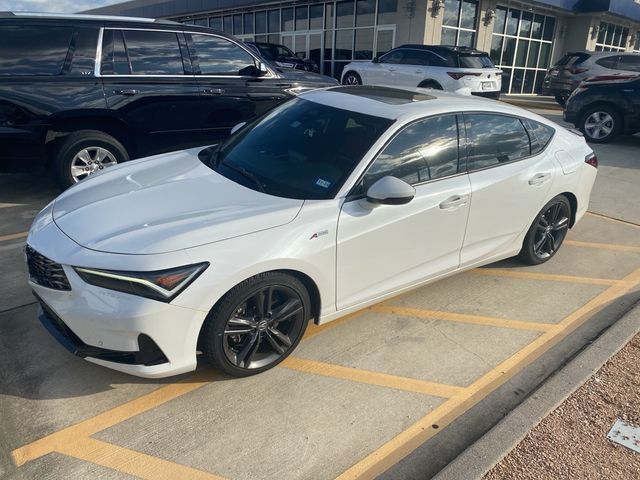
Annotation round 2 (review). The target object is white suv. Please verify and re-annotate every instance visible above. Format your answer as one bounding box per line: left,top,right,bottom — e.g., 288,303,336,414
341,45,502,98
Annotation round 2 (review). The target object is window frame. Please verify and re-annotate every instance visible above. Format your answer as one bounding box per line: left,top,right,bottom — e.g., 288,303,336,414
460,111,555,174
346,113,465,201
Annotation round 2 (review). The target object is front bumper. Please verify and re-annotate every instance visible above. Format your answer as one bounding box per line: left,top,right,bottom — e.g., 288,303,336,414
26,217,208,378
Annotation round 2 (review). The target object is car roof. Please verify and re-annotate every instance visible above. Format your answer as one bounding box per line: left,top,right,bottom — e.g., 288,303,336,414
0,11,168,23
301,86,540,123
396,44,488,55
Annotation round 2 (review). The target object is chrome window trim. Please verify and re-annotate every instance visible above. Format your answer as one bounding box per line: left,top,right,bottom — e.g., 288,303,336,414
94,28,103,78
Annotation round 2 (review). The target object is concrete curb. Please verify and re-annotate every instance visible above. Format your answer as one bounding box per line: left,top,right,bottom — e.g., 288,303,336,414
433,302,640,480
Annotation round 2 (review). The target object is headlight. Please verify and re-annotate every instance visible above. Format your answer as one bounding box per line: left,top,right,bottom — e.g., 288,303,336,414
74,263,209,302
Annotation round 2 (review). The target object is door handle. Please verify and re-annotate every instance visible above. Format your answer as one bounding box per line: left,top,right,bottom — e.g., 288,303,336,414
203,88,225,95
113,89,137,96
528,172,551,186
439,195,468,210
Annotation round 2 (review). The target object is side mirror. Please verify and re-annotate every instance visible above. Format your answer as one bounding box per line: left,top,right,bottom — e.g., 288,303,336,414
257,61,269,75
365,176,415,206
372,56,380,64
230,122,246,135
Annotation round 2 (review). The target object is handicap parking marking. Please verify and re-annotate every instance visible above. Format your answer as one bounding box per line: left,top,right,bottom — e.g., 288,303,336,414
335,265,640,480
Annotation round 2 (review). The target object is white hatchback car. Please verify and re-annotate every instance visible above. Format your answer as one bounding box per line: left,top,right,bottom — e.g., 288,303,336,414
27,86,597,378
341,45,503,98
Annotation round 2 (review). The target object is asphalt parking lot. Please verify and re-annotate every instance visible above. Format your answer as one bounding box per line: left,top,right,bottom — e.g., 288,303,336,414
1,106,639,480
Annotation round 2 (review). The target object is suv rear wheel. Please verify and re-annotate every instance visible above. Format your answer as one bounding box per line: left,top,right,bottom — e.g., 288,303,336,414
342,71,361,85
53,130,129,188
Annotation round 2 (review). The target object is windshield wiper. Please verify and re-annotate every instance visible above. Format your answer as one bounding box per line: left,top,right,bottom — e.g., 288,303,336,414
219,159,266,193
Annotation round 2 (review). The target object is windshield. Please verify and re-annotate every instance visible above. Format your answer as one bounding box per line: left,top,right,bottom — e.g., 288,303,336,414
213,98,394,200
257,43,296,59
458,54,495,68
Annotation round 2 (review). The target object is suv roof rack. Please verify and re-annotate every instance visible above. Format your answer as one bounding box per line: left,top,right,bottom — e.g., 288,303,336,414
0,12,180,24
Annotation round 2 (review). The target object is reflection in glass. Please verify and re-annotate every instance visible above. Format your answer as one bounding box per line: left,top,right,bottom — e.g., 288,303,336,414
356,0,375,27
191,34,255,75
355,28,374,59
336,0,355,28
465,114,530,171
377,0,397,24
460,0,478,30
123,31,184,75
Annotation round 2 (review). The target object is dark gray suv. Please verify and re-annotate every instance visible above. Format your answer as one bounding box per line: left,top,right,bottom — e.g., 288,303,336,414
542,51,640,105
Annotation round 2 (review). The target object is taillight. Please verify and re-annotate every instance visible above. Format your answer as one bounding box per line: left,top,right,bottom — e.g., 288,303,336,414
447,72,482,80
585,152,598,168
569,66,589,74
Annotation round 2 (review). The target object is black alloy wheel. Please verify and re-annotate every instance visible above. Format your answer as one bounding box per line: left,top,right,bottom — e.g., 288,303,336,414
519,195,571,265
202,272,310,376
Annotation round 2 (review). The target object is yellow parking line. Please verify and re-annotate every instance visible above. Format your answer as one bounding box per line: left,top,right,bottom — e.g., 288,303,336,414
586,211,640,229
58,437,225,480
472,268,618,286
336,266,640,480
0,231,28,243
564,239,640,253
371,305,552,332
281,357,463,398
11,371,218,467
304,310,366,340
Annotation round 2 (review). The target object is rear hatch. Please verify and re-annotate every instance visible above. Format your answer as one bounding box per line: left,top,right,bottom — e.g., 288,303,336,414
545,52,592,87
452,52,502,91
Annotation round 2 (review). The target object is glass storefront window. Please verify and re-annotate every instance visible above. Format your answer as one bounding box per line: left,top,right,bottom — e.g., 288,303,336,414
296,6,308,31
354,27,374,59
268,10,280,33
223,16,233,34
596,21,629,51
210,17,222,31
335,29,353,60
233,14,243,35
310,5,324,30
255,11,266,34
194,18,208,26
377,0,396,25
441,0,478,47
356,0,375,27
336,0,355,29
243,13,254,34
282,8,294,31
325,3,334,29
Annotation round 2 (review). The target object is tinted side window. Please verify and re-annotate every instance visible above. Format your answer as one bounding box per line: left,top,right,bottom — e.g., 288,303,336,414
596,56,620,69
617,55,640,72
523,119,555,154
380,49,406,64
122,30,185,75
465,114,530,171
68,28,99,76
404,50,432,66
101,30,131,75
362,115,460,190
190,34,256,75
0,26,73,76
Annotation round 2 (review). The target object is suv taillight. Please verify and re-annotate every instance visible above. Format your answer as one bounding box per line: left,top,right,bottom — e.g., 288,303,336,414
585,152,598,168
569,66,589,74
447,72,481,80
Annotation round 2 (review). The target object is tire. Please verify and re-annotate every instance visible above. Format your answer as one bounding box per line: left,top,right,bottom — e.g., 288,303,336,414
201,272,311,377
518,195,572,266
342,71,362,85
554,95,567,106
418,80,443,90
579,105,621,143
52,130,129,189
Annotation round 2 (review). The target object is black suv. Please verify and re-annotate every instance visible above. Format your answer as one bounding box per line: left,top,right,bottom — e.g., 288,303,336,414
0,13,337,187
564,75,640,143
245,42,319,73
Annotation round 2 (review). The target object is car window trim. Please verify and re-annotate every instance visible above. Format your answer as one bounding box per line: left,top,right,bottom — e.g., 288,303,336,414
460,111,556,174
344,112,466,202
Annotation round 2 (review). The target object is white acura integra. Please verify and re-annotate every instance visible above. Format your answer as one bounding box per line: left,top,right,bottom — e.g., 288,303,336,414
26,86,597,378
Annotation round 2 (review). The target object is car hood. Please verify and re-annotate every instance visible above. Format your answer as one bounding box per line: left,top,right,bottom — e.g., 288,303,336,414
52,148,304,255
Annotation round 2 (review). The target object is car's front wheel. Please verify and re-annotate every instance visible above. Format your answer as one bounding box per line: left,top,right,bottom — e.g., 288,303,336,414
342,71,362,85
201,272,310,377
580,105,621,143
53,130,128,189
518,195,572,265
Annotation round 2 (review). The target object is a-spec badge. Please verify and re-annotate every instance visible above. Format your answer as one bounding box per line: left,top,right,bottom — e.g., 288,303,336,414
309,230,329,240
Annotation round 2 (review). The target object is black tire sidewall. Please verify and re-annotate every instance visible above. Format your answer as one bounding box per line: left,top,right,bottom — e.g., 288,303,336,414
53,130,128,189
579,106,621,143
202,272,311,377
519,195,572,265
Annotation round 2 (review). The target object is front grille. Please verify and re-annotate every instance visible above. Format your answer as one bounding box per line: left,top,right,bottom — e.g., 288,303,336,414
25,245,71,291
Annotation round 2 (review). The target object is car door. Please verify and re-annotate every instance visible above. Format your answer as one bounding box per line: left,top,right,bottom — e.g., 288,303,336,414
100,28,204,155
336,114,471,310
186,32,284,143
460,113,557,266
366,48,407,85
392,49,431,87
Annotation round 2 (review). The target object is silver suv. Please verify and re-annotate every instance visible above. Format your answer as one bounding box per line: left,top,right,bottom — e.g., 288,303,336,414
542,51,640,105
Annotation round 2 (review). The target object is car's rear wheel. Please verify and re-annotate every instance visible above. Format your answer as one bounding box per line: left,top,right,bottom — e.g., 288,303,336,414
201,272,310,377
580,105,621,143
342,71,361,85
518,195,572,265
53,130,128,189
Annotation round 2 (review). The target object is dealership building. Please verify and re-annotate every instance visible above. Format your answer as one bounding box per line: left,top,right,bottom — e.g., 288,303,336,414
87,0,640,94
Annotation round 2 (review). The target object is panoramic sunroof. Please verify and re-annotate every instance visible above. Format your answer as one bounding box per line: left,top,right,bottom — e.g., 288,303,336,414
330,86,435,105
